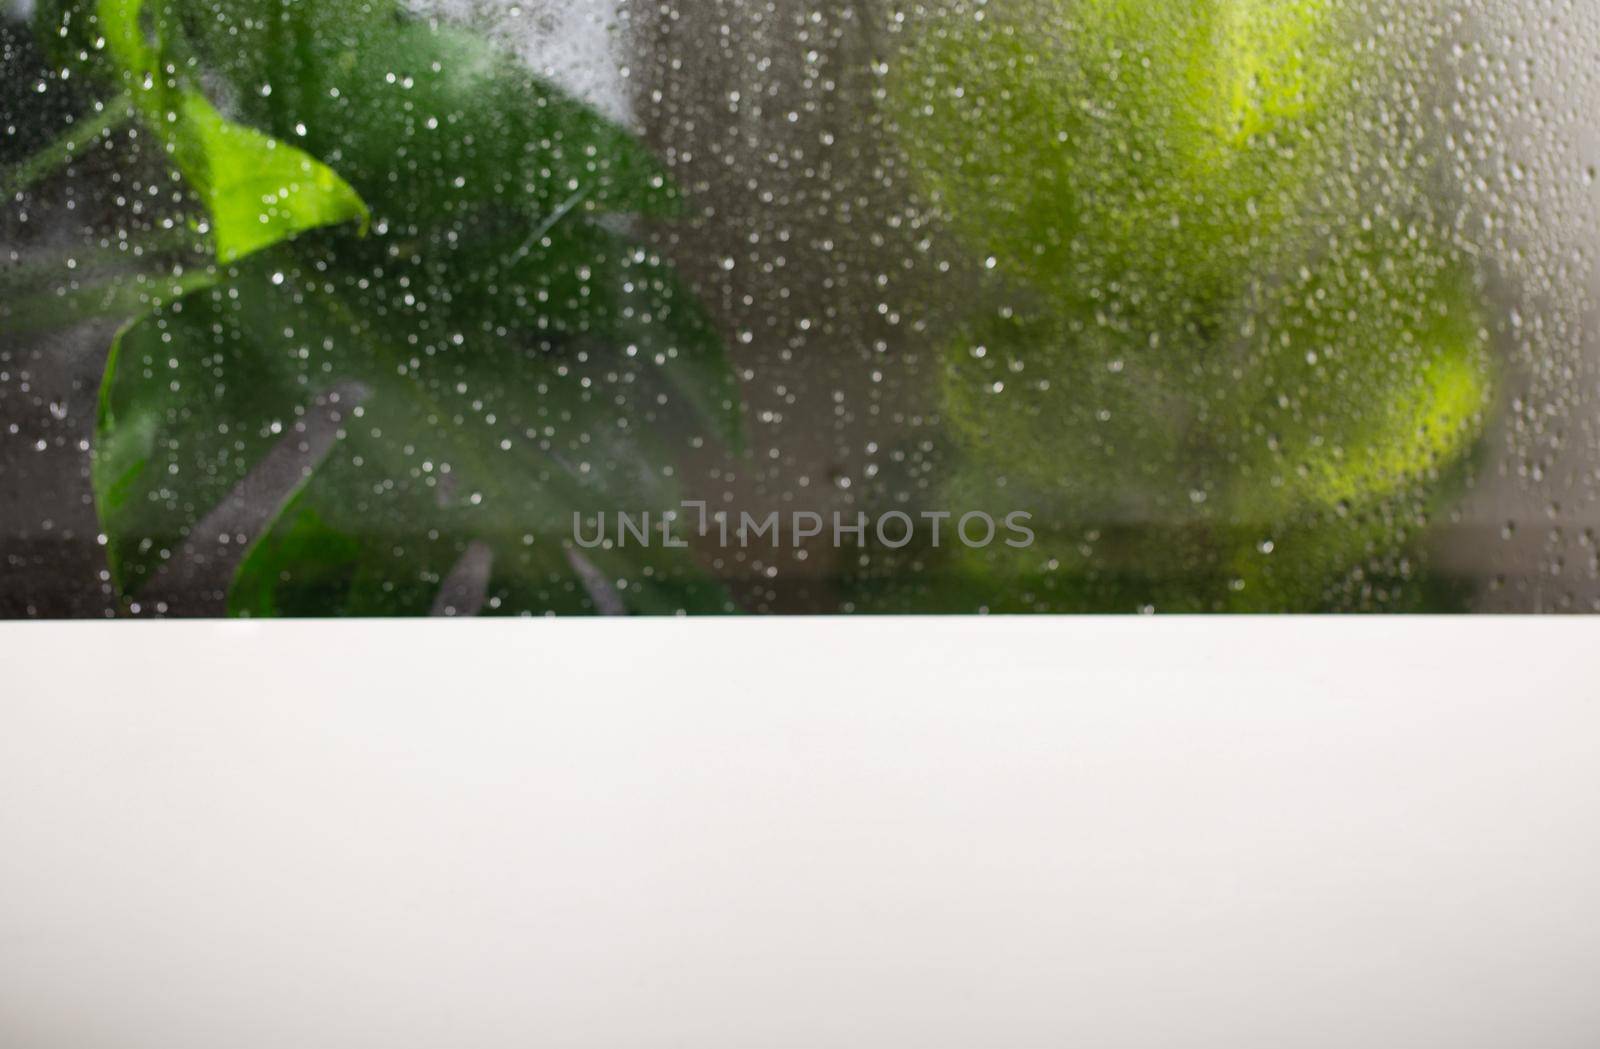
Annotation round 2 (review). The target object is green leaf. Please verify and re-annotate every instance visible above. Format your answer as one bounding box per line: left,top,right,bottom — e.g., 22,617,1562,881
170,0,680,230
95,0,368,262
94,238,732,615
1228,227,1494,519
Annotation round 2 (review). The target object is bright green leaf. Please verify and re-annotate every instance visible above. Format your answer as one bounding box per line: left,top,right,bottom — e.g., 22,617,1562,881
96,0,368,262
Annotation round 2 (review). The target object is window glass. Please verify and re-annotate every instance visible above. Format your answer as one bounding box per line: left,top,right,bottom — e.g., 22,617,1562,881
4,0,1597,615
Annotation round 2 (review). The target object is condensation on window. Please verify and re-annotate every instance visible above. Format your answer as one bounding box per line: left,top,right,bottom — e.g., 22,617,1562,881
3,0,1598,616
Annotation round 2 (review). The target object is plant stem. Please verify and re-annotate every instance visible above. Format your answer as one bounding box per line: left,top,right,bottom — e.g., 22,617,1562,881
2,268,217,336
1,226,209,286
2,93,135,199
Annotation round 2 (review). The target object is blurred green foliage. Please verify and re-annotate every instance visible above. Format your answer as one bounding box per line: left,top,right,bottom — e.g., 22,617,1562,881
14,0,740,615
888,0,1494,611
8,0,1501,615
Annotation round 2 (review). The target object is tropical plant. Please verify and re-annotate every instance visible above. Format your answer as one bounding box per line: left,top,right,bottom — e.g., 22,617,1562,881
887,0,1495,611
7,0,740,615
